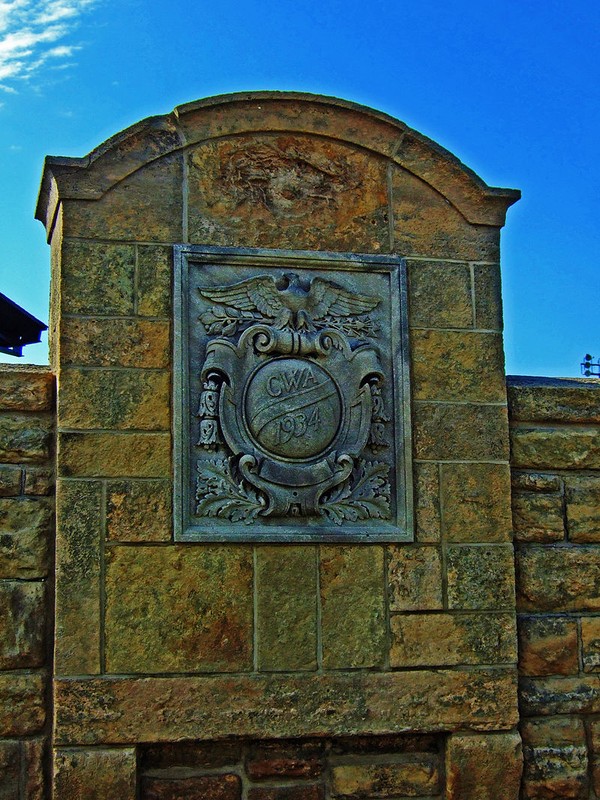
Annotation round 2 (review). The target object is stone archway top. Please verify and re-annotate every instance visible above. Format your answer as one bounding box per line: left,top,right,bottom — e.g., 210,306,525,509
35,91,520,232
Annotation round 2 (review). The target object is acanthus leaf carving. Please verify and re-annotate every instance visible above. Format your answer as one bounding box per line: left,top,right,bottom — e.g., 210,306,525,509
195,458,267,524
319,459,391,524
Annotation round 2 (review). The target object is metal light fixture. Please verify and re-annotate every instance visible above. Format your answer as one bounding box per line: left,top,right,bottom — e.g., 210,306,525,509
581,354,600,377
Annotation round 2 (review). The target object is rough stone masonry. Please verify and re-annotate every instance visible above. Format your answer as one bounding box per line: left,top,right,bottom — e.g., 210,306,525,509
1,93,598,798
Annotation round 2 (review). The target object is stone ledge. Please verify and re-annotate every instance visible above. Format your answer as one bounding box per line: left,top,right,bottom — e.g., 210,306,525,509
54,670,519,746
507,375,600,423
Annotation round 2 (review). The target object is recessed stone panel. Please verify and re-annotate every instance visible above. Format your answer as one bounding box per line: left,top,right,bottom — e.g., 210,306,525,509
186,135,390,253
174,246,413,542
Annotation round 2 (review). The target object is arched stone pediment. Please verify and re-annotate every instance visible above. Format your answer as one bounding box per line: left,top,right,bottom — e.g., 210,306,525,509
36,92,519,240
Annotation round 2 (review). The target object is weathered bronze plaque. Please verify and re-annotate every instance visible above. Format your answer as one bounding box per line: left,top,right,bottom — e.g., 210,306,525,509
174,246,413,542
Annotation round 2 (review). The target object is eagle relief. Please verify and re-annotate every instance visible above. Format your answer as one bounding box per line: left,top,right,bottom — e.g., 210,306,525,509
194,270,392,525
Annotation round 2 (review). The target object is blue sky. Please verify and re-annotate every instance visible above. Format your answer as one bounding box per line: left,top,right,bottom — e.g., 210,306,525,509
0,0,598,375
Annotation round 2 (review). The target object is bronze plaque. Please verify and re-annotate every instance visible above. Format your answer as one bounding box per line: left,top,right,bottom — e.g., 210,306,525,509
174,246,413,542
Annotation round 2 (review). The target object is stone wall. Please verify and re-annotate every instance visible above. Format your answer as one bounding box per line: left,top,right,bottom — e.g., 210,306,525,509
5,365,600,797
33,95,523,797
0,366,54,799
510,375,600,799
2,93,598,797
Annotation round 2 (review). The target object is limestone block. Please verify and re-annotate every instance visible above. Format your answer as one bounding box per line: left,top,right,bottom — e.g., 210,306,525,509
0,498,52,579
441,462,512,542
22,738,45,800
106,479,171,542
60,317,170,368
59,368,170,430
176,97,404,158
411,330,506,403
0,673,45,735
511,425,600,470
511,471,562,492
0,498,52,536
187,136,390,253
23,467,54,496
137,245,172,318
566,476,600,542
320,546,385,669
105,545,253,673
521,717,588,799
62,152,184,242
518,615,579,676
245,740,325,780
141,741,243,771
520,675,600,716
447,545,515,610
392,168,500,261
407,260,473,329
517,544,600,612
473,263,503,331
247,786,322,800
61,241,135,315
512,490,565,543
508,379,600,424
58,113,181,196
388,545,443,611
0,530,49,580
414,403,509,461
413,462,441,543
445,731,522,800
0,466,21,496
0,367,53,411
256,546,317,671
329,734,439,756
390,612,516,667
54,669,518,745
53,747,136,800
0,740,21,798
588,719,600,797
390,126,516,225
581,617,600,672
0,581,45,668
330,758,439,797
55,480,101,675
143,775,242,800
0,414,52,464
58,432,171,478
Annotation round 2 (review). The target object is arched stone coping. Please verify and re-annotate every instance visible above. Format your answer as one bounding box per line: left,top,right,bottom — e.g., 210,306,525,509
35,91,520,236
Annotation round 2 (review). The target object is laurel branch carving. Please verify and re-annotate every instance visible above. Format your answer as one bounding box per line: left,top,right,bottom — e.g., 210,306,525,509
195,458,267,524
319,459,391,523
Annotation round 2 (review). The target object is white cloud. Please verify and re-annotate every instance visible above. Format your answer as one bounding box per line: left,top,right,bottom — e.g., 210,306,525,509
0,0,97,91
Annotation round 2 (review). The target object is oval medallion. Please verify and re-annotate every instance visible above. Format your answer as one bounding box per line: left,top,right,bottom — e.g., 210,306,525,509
245,358,342,459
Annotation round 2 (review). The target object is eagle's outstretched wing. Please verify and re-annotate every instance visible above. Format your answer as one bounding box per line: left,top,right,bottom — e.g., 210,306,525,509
308,277,380,320
199,276,285,318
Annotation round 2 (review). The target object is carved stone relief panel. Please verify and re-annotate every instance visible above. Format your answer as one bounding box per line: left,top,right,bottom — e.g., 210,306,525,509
174,246,413,542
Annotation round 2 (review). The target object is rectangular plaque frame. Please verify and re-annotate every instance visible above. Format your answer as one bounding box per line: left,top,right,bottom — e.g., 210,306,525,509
174,245,413,543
